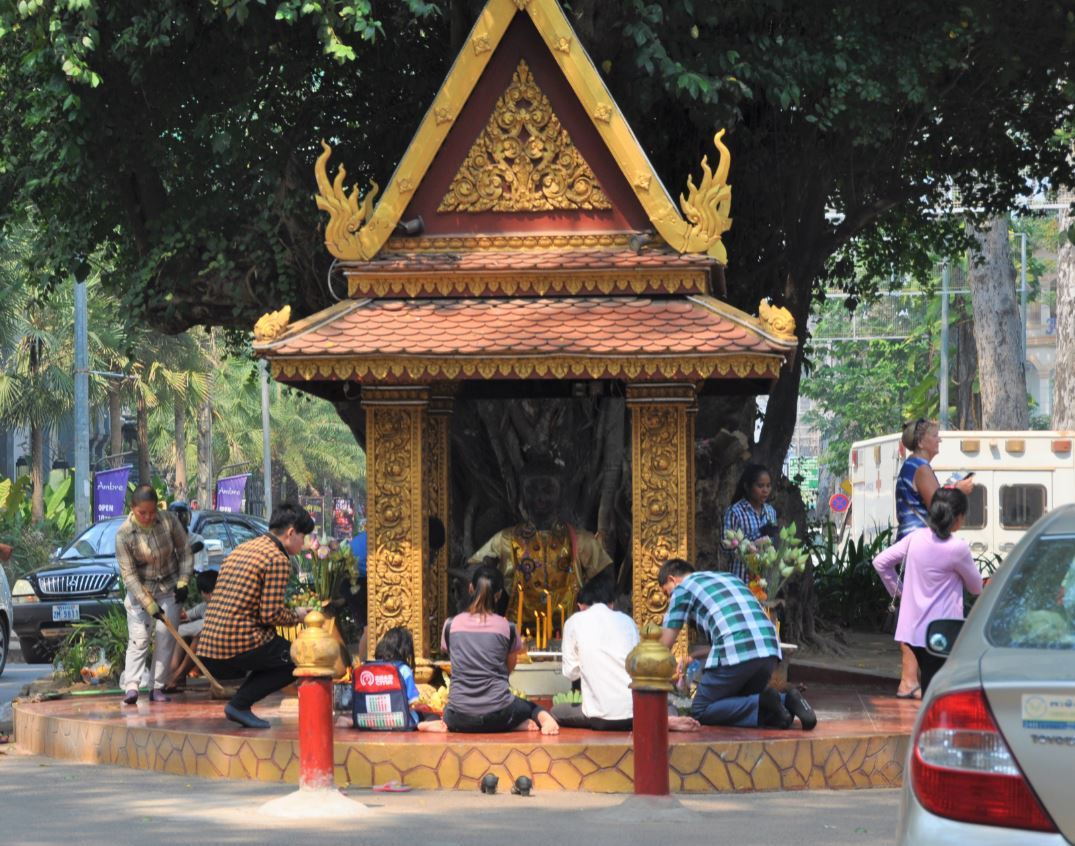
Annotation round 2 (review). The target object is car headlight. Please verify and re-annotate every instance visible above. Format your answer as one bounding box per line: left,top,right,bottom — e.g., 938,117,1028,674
12,578,39,603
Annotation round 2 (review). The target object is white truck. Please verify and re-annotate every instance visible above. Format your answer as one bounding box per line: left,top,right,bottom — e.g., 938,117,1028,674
848,430,1075,562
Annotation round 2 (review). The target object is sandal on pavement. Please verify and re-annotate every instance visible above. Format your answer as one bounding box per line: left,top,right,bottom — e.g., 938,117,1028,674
895,686,921,700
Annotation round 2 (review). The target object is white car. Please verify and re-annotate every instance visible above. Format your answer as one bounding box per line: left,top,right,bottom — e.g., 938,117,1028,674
0,562,12,678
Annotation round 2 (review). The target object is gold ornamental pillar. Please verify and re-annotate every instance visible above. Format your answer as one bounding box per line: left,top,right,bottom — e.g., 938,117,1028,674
423,388,454,657
362,386,429,659
626,383,697,632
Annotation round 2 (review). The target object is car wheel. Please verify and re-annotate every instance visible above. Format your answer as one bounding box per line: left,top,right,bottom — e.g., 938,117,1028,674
19,636,54,665
0,622,8,678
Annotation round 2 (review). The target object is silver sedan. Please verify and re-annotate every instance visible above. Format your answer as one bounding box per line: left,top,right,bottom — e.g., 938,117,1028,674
898,503,1075,844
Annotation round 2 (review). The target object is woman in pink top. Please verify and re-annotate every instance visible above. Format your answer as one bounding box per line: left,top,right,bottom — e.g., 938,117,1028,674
873,488,983,692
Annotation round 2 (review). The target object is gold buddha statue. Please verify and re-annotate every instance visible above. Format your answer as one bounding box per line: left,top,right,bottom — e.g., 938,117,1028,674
468,456,611,641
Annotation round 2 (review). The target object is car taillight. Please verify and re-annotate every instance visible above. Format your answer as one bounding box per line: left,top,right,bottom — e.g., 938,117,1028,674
912,688,1057,832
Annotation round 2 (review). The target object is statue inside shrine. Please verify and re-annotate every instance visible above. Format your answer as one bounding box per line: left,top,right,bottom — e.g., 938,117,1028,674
467,456,612,645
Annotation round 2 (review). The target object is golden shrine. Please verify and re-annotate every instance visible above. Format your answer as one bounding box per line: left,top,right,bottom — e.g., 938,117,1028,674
253,0,798,658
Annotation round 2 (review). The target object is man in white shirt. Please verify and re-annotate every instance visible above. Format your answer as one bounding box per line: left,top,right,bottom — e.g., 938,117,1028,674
554,578,699,732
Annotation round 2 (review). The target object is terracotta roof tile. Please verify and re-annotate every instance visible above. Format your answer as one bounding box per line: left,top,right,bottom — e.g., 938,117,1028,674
263,297,793,359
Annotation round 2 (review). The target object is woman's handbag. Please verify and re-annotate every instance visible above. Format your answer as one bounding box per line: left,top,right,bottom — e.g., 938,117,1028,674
881,560,905,635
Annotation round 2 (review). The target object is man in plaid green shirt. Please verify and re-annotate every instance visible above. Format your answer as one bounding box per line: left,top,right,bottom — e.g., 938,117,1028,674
659,559,816,730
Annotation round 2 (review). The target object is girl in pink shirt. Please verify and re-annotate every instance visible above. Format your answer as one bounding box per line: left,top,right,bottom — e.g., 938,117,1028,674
873,488,983,692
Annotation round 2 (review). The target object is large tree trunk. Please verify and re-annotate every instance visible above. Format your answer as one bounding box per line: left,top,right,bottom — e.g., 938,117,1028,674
954,293,980,429
195,396,212,507
968,217,1030,429
135,387,151,484
1054,200,1075,429
30,425,45,523
173,399,188,499
108,384,124,467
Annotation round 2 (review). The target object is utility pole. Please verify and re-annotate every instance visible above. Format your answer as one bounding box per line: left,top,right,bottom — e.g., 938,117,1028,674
74,275,91,532
259,359,273,519
939,263,950,429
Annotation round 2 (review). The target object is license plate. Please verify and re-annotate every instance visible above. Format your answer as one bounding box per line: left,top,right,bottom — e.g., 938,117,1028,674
52,603,80,623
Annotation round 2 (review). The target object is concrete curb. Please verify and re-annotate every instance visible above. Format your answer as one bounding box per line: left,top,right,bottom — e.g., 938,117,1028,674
789,659,899,692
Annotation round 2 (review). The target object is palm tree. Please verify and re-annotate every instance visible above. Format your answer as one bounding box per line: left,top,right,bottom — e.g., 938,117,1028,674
210,356,366,499
0,227,75,520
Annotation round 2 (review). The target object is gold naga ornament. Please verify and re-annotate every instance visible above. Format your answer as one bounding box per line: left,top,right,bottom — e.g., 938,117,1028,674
758,299,797,339
438,60,611,213
677,129,733,264
314,140,381,262
253,305,291,343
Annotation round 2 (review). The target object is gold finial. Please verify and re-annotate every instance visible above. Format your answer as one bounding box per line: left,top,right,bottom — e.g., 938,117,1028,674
314,140,380,261
758,299,796,339
678,129,733,263
253,305,291,343
624,622,677,692
290,610,345,678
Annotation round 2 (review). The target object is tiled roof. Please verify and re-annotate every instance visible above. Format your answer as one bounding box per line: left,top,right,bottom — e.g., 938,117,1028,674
341,249,717,274
260,296,793,358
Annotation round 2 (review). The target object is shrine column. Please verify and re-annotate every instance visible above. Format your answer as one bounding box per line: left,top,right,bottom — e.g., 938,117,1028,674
423,388,453,657
362,386,429,659
627,383,697,631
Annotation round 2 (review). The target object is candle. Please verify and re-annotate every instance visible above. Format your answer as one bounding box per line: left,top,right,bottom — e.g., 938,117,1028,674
516,582,524,633
542,589,552,647
556,603,565,638
533,611,541,649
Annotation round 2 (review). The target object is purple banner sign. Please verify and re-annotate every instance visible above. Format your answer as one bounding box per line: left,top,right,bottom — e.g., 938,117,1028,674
93,465,132,523
215,474,250,514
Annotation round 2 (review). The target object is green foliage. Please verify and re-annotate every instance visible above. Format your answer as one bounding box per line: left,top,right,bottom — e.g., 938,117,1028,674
803,338,930,476
0,473,76,579
811,524,895,631
55,604,129,684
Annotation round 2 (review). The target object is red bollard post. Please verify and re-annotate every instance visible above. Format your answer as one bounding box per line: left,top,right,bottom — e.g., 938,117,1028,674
297,677,335,789
624,622,678,796
290,610,342,790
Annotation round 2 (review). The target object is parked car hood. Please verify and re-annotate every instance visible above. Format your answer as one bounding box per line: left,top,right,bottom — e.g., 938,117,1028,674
30,556,119,577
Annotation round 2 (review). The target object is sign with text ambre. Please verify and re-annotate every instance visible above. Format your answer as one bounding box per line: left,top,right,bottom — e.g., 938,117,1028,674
93,465,132,523
215,473,250,513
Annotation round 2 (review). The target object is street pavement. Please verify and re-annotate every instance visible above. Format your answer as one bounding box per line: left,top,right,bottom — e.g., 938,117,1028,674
0,751,900,845
1,660,54,714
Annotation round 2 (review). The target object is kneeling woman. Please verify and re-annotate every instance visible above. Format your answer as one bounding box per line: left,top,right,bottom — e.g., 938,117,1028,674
423,565,559,735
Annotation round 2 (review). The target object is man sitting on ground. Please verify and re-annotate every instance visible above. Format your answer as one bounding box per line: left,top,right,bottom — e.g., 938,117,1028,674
658,558,816,731
197,503,313,729
163,569,217,693
554,578,699,732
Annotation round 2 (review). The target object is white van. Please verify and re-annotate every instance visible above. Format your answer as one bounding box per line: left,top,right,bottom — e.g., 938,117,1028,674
848,431,1075,563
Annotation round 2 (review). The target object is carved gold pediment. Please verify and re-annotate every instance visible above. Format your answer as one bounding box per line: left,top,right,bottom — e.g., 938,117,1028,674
253,305,291,343
438,60,611,213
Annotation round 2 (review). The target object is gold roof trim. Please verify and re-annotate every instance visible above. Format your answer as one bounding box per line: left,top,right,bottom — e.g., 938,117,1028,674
688,296,799,350
313,0,733,263
345,269,708,299
270,353,784,384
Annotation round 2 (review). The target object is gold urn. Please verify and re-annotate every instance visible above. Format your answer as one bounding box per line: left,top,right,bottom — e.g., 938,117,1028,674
290,611,344,678
624,622,677,692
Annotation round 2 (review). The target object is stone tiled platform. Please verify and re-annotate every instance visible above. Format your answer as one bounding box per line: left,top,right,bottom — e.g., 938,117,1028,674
13,688,917,793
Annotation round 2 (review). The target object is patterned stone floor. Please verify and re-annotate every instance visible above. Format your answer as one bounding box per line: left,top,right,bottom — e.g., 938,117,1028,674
14,687,917,793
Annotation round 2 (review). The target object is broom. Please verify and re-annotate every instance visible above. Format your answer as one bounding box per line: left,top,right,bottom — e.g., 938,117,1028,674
158,613,231,699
